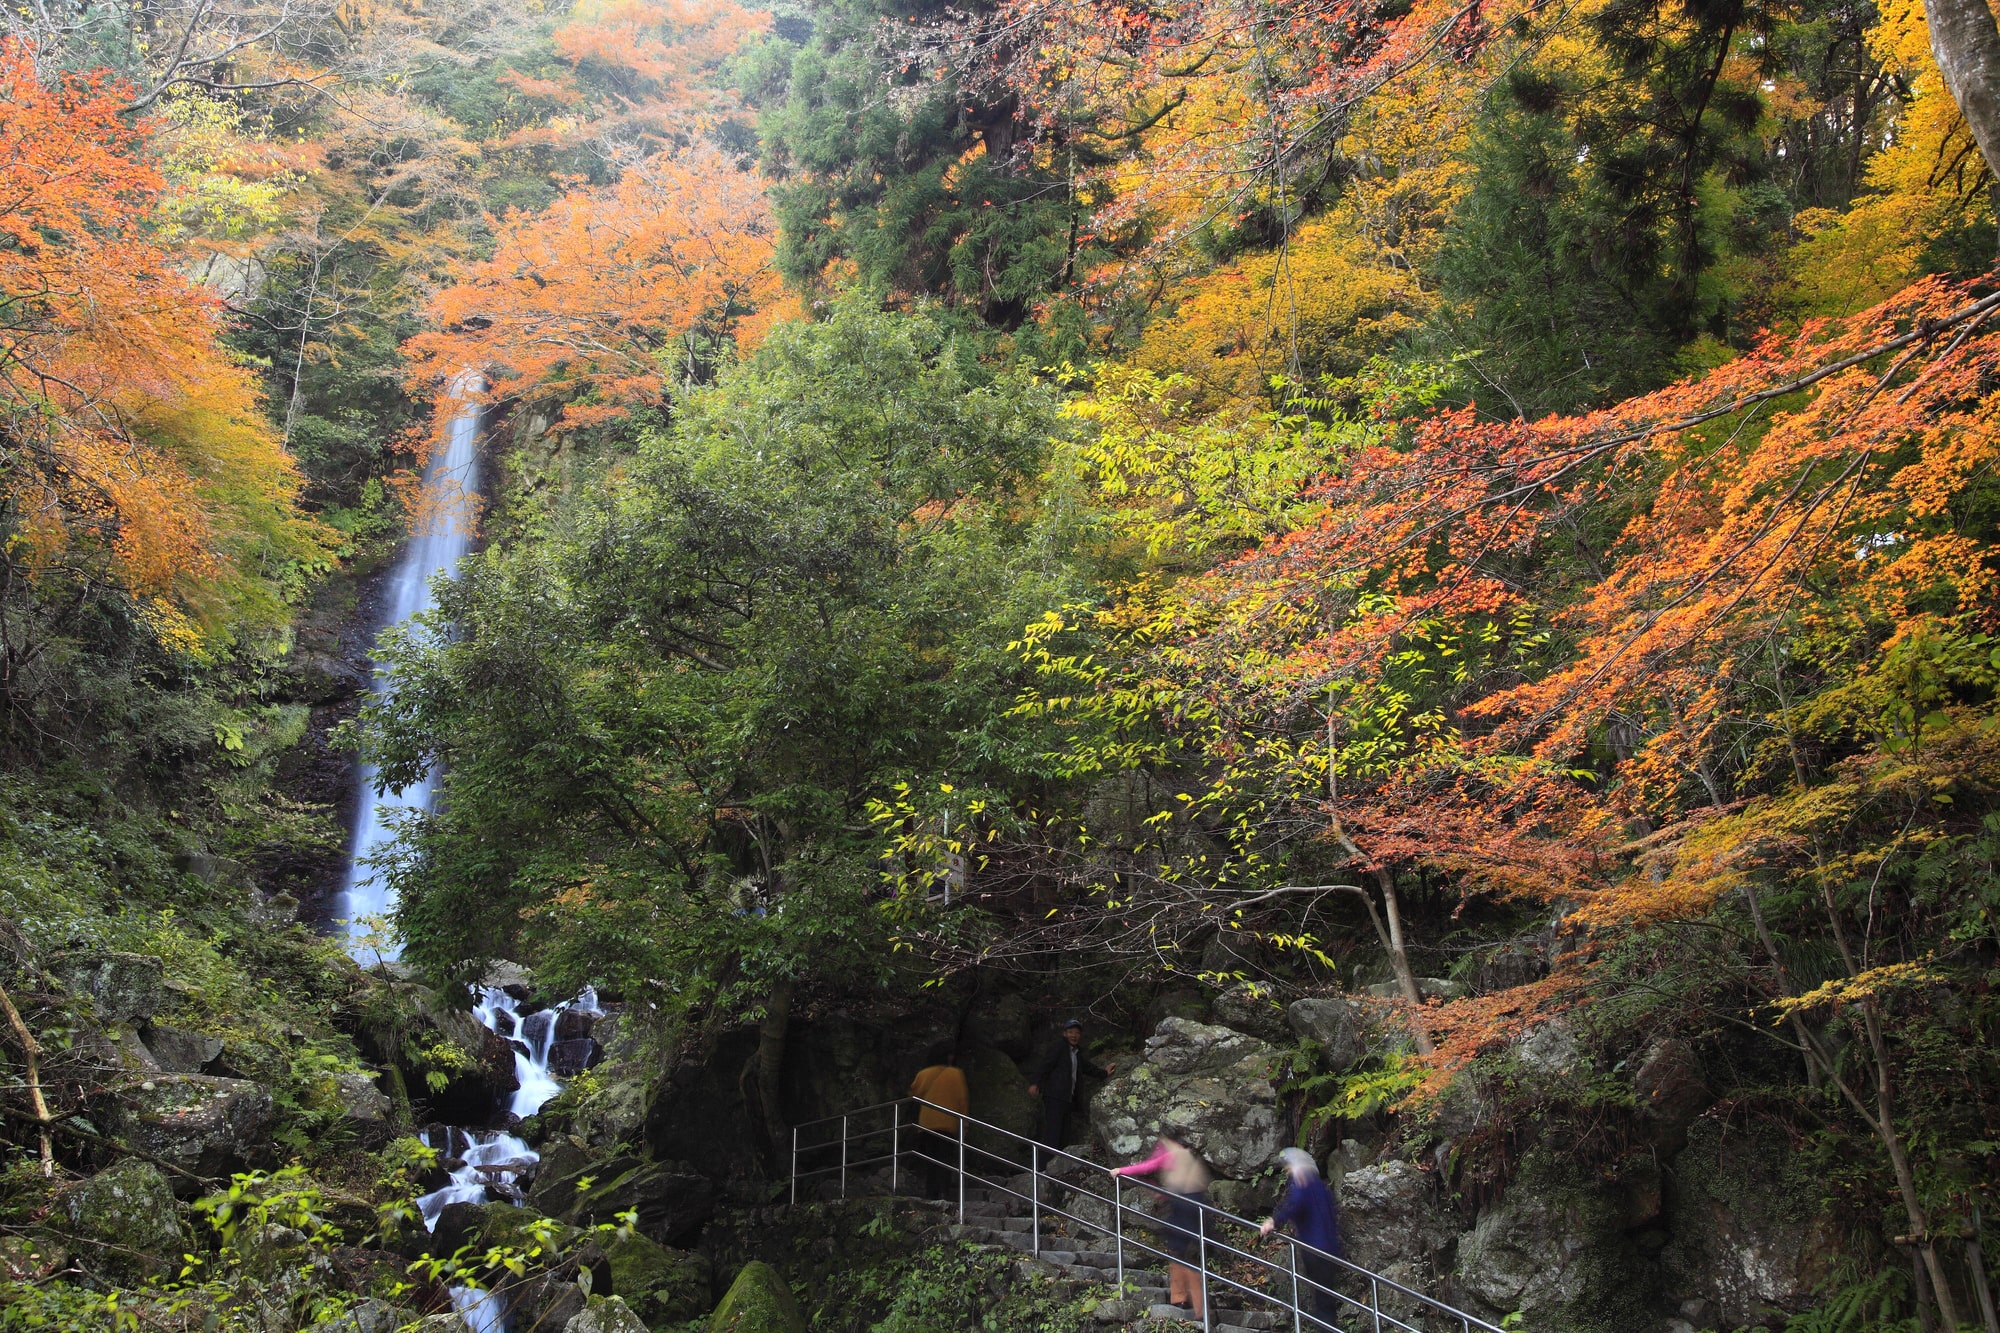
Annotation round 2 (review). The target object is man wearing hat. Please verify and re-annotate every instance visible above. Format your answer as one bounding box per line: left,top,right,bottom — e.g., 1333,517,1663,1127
1028,1018,1111,1164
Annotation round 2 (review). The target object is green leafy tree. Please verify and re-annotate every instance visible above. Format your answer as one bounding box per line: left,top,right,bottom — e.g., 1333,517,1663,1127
360,302,1091,1144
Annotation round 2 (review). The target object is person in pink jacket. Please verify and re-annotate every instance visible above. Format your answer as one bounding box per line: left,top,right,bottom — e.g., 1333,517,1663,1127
1110,1128,1212,1315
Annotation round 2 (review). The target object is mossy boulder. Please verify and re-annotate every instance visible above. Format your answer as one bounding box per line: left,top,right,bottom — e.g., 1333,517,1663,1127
605,1231,710,1328
55,1158,189,1283
53,950,164,1026
568,1295,650,1332
708,1260,804,1333
104,1073,274,1189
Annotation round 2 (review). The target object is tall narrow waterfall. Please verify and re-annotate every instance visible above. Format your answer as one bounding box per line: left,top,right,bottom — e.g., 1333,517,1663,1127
340,394,483,962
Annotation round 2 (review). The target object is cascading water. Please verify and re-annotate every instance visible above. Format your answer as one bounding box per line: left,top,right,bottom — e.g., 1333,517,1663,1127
340,390,484,963
330,386,609,1332
411,984,606,1333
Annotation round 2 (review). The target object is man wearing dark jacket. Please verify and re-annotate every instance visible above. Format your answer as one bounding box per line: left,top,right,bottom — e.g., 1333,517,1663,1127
1028,1019,1111,1163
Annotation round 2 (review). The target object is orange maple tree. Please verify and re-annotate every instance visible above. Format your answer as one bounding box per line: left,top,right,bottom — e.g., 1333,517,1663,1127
406,145,791,434
0,38,329,666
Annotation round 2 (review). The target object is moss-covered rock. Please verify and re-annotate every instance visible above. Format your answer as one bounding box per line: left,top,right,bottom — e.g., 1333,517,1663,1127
54,1158,189,1283
103,1073,274,1189
53,950,164,1026
708,1260,804,1333
568,1294,651,1332
605,1231,710,1328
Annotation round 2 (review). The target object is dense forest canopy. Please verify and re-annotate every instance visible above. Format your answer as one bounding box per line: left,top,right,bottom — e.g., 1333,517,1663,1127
2,0,2000,1321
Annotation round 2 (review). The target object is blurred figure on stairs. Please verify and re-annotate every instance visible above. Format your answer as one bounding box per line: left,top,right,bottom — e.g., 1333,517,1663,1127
1261,1147,1345,1328
1112,1127,1211,1318
908,1044,969,1199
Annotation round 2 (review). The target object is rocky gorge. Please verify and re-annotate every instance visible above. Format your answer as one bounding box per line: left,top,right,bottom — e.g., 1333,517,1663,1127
2,904,1856,1333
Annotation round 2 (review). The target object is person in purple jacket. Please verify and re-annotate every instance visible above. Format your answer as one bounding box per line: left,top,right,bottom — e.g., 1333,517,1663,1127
1260,1148,1344,1327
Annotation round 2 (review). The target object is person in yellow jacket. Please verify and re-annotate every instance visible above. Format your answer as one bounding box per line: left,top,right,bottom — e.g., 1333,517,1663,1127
908,1045,970,1199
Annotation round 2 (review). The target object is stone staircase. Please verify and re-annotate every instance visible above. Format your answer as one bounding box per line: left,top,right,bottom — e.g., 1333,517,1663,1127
938,1172,1293,1331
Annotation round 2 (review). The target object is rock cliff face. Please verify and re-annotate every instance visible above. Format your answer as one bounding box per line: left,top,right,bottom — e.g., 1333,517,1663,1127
1064,1003,1843,1333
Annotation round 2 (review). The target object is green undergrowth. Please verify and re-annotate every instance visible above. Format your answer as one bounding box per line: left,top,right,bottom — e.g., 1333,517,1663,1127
0,776,371,1159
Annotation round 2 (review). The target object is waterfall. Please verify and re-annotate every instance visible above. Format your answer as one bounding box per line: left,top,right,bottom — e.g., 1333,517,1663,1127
340,391,483,963
413,984,606,1333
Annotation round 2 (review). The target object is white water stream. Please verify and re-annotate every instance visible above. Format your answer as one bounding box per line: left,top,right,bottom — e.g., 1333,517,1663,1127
340,392,483,963
412,984,604,1333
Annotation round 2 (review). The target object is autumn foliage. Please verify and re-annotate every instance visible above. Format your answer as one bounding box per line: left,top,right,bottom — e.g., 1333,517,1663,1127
407,148,788,434
0,39,328,650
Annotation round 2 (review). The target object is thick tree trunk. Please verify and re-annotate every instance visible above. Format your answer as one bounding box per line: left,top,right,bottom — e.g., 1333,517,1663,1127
756,981,793,1163
1927,0,2000,178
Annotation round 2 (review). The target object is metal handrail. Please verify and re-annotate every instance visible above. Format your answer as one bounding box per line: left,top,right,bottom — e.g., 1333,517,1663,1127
787,1096,1503,1333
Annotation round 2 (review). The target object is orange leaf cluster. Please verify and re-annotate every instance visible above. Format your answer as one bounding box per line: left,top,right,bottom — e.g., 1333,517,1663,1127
406,145,792,434
1228,278,2000,804
0,39,329,643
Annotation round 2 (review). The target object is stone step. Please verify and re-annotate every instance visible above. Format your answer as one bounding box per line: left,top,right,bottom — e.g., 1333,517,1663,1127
1134,1307,1285,1330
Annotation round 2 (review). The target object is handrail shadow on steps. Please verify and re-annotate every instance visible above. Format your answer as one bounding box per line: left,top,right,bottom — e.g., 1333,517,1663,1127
787,1096,1504,1333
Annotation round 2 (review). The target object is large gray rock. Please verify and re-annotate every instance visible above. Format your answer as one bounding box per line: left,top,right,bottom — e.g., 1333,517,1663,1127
1662,1120,1825,1328
1337,1160,1452,1277
107,1074,273,1186
102,1024,164,1075
1469,941,1544,993
1364,977,1467,1002
1513,1021,1583,1074
56,1158,188,1282
569,1063,651,1150
1090,1018,1283,1178
1421,1071,1490,1140
1285,998,1362,1069
482,959,535,991
54,951,164,1026
333,1070,394,1145
1211,983,1290,1043
1455,1146,1659,1331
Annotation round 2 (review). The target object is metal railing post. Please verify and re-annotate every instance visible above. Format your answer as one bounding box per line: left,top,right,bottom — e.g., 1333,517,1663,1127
1290,1238,1302,1333
839,1114,849,1200
790,1125,798,1206
1197,1203,1211,1333
891,1104,900,1195
1114,1174,1124,1289
1371,1275,1382,1333
1031,1153,1040,1256
957,1116,966,1225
